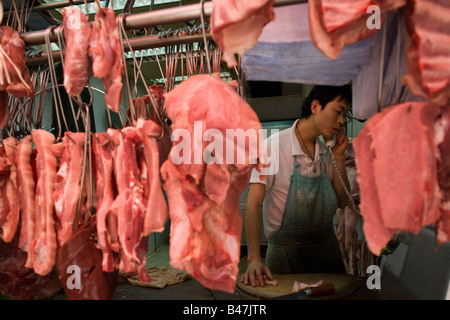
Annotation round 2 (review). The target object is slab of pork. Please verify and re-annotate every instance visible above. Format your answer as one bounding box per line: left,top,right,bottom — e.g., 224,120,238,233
161,74,264,293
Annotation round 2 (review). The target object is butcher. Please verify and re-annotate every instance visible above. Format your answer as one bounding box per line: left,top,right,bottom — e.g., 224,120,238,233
241,85,351,286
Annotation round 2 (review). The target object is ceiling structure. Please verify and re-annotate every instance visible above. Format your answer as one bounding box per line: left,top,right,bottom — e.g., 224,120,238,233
2,0,234,87
1,0,306,122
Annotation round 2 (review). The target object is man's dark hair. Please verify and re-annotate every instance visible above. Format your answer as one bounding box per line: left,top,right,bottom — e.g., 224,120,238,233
301,84,352,119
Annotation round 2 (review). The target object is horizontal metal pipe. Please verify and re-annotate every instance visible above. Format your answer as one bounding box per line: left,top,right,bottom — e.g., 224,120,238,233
3,0,105,15
25,33,212,66
122,1,213,31
21,0,306,46
21,2,213,46
23,0,306,66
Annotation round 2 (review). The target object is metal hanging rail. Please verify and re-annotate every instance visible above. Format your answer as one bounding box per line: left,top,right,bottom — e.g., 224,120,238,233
2,0,107,15
23,0,307,66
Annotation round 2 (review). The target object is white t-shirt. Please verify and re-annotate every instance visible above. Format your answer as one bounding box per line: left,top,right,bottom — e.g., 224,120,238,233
250,119,334,239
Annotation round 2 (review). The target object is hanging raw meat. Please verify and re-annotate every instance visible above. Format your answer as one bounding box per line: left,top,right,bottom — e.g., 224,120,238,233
62,6,91,96
89,2,124,113
0,26,34,128
308,0,406,60
32,129,58,276
145,84,172,166
126,97,149,126
402,0,450,107
110,127,150,282
0,137,19,243
353,102,449,256
135,118,169,235
53,132,85,247
0,234,61,300
93,131,119,272
0,26,34,97
56,225,118,300
160,74,264,293
211,0,275,67
435,107,450,243
16,136,36,268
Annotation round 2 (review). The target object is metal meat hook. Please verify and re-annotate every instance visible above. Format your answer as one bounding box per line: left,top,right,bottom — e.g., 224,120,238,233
199,0,211,75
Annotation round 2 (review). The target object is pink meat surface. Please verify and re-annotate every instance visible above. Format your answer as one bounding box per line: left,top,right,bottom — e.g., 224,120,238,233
110,127,149,282
62,6,91,96
435,106,450,243
0,26,34,97
292,280,324,293
371,103,441,232
353,102,448,255
308,0,406,60
0,137,19,243
211,0,275,67
89,3,123,113
16,136,36,268
353,108,398,255
32,129,58,276
145,84,172,166
160,74,264,293
0,26,34,128
135,119,169,235
93,132,118,272
403,0,450,107
0,151,10,227
53,132,85,247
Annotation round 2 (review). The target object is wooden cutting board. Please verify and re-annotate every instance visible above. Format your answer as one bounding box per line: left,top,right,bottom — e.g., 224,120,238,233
236,273,360,300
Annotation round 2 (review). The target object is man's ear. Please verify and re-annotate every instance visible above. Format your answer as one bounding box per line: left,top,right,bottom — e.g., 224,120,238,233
311,100,320,114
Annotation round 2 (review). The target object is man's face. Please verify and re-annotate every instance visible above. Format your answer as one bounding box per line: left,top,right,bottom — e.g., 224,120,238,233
314,97,350,139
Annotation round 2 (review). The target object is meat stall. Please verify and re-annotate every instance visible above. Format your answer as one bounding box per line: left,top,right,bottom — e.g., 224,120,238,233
0,0,449,303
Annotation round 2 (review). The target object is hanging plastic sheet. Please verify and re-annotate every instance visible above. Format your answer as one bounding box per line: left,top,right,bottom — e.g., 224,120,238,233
352,9,425,120
241,3,372,86
242,39,372,86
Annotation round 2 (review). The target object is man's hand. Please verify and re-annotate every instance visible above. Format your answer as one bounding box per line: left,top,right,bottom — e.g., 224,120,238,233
331,128,348,157
240,260,275,287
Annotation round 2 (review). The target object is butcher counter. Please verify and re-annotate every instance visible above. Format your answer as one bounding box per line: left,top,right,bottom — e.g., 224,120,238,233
52,243,380,301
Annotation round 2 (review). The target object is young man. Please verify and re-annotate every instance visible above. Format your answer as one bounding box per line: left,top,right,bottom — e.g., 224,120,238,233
241,85,352,287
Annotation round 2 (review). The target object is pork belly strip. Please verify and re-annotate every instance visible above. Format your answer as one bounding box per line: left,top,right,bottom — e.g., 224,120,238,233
53,132,85,247
110,127,149,282
62,6,91,96
435,106,450,244
135,118,169,236
16,136,36,268
0,137,19,243
93,132,117,272
32,129,58,276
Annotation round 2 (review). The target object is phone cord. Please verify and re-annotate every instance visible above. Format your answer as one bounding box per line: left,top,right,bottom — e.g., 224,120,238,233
328,146,361,215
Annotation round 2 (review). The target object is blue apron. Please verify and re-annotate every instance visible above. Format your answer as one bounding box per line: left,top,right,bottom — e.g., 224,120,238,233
265,155,345,274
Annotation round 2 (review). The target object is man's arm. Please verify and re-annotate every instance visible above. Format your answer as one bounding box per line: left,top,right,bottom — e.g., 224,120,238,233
240,183,274,287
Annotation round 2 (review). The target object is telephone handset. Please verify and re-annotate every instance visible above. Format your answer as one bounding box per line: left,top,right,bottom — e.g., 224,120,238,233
325,133,337,149
327,136,361,215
